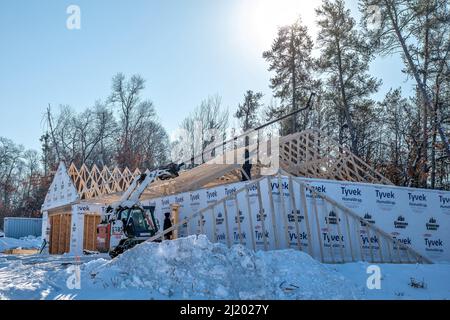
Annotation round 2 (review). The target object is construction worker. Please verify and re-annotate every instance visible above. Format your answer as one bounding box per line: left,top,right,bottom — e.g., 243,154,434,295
241,148,252,181
163,212,173,240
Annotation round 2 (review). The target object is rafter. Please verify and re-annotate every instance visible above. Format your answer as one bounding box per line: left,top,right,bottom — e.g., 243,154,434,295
65,129,391,201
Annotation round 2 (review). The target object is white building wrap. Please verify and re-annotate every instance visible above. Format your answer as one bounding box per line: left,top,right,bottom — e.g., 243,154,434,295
145,176,450,263
41,162,78,211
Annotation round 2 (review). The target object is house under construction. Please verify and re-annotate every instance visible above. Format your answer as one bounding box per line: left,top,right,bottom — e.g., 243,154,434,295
41,129,448,264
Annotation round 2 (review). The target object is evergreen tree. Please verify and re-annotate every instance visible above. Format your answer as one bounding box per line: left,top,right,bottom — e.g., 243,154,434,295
263,17,315,135
316,0,381,156
234,90,263,132
360,0,450,172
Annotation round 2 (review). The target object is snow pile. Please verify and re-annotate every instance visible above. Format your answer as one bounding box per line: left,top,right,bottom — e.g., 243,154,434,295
0,236,42,253
86,235,361,299
0,235,450,300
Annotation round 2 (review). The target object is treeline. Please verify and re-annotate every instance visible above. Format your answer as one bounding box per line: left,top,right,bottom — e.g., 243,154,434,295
173,0,450,189
42,73,169,172
0,0,449,224
0,138,47,223
1,73,171,224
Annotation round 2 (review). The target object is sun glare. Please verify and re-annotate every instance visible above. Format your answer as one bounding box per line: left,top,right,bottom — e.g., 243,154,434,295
239,0,317,50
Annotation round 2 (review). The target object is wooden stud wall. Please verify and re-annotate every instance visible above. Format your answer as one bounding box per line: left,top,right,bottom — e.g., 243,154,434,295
146,174,431,265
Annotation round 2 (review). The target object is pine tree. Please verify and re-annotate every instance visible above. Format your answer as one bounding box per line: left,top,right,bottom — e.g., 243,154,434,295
360,0,450,171
263,17,315,135
234,90,263,132
316,0,381,156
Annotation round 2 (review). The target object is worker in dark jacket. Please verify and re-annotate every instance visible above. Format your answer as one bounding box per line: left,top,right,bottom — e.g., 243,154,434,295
163,212,173,240
241,148,252,181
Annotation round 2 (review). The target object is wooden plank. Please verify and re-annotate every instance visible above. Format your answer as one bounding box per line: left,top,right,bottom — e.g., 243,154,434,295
311,194,325,262
385,234,393,263
333,206,346,263
355,218,365,261
376,230,384,263
364,223,375,262
234,195,243,245
83,215,87,250
266,177,279,249
288,176,302,251
344,212,355,262
299,181,313,256
57,214,62,254
404,243,412,263
322,200,335,263
212,207,217,243
2,248,39,255
256,180,269,251
62,214,68,254
393,238,402,263
49,215,55,254
277,175,291,248
223,202,231,248
245,185,257,251
66,214,71,253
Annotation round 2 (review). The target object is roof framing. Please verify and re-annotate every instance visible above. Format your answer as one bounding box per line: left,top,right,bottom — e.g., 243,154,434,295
62,129,392,204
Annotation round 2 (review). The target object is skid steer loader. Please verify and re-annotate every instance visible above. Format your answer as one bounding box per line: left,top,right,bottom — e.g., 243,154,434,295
101,162,183,258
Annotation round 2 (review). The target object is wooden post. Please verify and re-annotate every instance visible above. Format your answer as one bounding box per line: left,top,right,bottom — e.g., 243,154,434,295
404,244,412,263
344,213,355,262
277,174,291,249
355,218,365,261
299,182,313,256
311,194,325,262
92,214,96,251
322,201,335,263
288,176,303,251
393,239,402,263
170,204,180,239
266,177,280,249
376,231,384,263
245,184,257,251
364,223,375,262
58,214,62,254
212,207,217,243
385,234,393,263
333,206,345,263
223,202,231,248
234,196,243,245
256,180,269,251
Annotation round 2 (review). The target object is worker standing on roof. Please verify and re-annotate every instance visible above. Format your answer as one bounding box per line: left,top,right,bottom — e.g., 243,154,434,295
241,141,252,181
163,212,173,240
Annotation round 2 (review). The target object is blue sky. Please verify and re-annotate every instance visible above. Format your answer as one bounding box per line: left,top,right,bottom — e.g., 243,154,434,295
0,0,411,151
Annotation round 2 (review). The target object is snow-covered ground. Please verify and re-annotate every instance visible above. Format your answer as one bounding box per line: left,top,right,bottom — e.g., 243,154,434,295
0,235,449,300
0,236,42,252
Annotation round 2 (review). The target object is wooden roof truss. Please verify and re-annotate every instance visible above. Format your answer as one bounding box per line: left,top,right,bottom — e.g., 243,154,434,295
279,129,392,185
66,129,391,202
